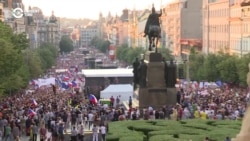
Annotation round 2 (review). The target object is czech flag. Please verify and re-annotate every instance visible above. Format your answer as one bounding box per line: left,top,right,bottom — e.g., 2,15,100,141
63,76,70,81
28,109,36,118
32,99,38,106
72,81,77,87
89,94,98,105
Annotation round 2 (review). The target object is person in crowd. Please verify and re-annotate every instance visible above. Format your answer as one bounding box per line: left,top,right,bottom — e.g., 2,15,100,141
92,124,99,141
3,123,11,141
110,96,114,108
31,123,38,141
115,96,120,108
12,124,20,141
78,123,84,141
225,136,231,141
129,96,132,108
88,111,94,130
71,126,78,141
58,123,64,141
39,125,47,141
100,124,106,141
204,136,209,141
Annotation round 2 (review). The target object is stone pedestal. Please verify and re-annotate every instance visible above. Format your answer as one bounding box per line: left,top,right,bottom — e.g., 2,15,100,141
138,51,177,109
231,106,250,141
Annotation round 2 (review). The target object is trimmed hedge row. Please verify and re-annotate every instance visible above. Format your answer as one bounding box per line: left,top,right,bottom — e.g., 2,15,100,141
106,119,242,141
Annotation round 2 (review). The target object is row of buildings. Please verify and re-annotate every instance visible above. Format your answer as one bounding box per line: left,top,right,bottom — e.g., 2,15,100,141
1,0,250,58
79,0,250,59
0,0,60,48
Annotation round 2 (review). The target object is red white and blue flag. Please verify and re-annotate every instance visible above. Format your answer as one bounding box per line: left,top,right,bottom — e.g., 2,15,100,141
28,109,36,117
89,94,98,105
32,99,38,106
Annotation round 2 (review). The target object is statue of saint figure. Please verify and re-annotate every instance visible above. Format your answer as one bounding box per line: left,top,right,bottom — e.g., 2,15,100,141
132,58,140,89
165,59,177,88
138,59,147,88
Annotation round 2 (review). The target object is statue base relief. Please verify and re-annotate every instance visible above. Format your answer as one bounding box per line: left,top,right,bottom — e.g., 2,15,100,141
231,105,250,141
232,63,250,141
138,51,177,109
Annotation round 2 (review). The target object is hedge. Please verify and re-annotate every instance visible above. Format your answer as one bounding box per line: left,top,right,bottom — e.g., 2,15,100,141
107,119,242,141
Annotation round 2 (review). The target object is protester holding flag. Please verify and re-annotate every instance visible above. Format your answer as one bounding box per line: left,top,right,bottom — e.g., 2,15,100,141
89,94,98,105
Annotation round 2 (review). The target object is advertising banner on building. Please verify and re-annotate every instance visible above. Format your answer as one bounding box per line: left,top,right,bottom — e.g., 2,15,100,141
109,44,116,61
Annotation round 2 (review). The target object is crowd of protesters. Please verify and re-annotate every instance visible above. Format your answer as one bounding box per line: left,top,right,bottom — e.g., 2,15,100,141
136,83,249,122
0,47,249,141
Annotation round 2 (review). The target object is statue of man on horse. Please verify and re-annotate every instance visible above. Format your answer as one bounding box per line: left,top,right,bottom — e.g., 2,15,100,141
144,4,162,52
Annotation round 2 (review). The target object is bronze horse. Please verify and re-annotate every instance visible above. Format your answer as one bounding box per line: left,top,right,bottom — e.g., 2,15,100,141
148,25,160,53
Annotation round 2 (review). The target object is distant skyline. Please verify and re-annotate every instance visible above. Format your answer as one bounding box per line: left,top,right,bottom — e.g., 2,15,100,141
22,0,173,19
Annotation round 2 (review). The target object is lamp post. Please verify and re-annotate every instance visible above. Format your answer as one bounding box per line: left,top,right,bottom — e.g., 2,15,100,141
240,18,243,58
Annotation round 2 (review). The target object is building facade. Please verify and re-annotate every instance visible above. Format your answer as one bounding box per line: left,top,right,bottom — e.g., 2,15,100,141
203,0,250,56
35,11,60,48
230,0,250,56
203,0,230,54
162,0,203,57
80,22,98,47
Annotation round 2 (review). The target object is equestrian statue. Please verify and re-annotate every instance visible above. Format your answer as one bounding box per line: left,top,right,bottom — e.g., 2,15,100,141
144,4,162,52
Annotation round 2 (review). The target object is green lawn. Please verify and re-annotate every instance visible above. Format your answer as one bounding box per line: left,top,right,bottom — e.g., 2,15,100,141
106,119,242,141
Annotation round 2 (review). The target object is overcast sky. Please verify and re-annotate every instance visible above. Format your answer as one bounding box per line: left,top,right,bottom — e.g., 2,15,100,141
22,0,173,19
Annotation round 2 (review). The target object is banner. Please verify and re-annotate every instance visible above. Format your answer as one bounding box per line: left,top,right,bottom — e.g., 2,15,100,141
37,77,55,87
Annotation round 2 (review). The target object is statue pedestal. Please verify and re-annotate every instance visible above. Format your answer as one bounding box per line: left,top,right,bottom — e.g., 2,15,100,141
231,106,250,141
138,51,176,109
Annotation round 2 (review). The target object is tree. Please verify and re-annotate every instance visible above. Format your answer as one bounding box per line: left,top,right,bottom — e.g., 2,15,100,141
11,33,29,53
236,53,250,86
24,50,43,79
0,39,26,95
189,48,205,81
127,47,145,64
37,48,55,70
90,37,111,53
0,21,13,42
199,54,220,81
216,55,239,83
59,35,74,53
158,48,173,61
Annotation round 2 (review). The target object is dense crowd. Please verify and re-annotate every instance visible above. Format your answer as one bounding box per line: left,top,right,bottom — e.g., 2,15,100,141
135,85,249,122
0,47,248,141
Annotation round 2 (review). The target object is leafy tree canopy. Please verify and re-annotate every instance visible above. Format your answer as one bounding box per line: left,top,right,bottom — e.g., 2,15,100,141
59,35,74,53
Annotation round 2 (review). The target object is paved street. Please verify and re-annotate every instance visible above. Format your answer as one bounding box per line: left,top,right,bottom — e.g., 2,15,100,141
2,125,103,141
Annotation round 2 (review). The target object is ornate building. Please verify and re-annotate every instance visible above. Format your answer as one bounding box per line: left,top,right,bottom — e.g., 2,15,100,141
35,10,60,48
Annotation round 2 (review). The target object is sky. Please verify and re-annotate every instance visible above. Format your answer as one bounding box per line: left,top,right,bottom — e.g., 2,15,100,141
22,0,173,20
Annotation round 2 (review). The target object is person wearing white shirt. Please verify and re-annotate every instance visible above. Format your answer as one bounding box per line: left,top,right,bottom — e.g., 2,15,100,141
100,124,106,141
77,123,84,141
71,126,78,141
88,112,94,130
92,124,98,141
